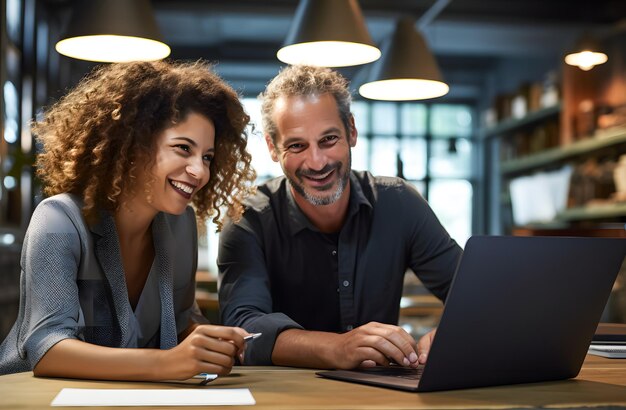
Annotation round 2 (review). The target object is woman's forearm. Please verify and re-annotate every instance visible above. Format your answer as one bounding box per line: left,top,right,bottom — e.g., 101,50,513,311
34,325,247,381
34,339,164,381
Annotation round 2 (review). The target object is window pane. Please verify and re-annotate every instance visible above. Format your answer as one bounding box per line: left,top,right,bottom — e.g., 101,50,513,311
429,138,472,178
243,97,263,135
399,137,426,180
6,0,22,44
401,104,426,135
430,105,472,138
352,101,369,134
3,81,19,144
372,103,397,135
429,180,472,248
370,136,399,177
246,133,282,178
242,98,282,179
205,221,220,273
351,137,369,172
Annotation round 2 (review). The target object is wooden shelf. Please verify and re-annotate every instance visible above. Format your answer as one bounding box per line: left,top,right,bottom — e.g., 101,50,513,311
501,126,626,175
512,224,626,237
484,104,561,138
558,203,626,221
511,203,626,229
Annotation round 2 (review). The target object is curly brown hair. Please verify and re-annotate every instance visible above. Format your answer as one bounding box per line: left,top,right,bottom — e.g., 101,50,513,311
34,60,256,230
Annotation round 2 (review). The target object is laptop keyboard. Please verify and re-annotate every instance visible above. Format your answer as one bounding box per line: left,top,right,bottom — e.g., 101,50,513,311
358,365,424,380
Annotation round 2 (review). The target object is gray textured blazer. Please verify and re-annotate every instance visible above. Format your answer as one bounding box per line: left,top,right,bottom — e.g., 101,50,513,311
0,193,202,374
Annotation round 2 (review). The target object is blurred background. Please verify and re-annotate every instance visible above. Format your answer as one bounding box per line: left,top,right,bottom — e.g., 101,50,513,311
2,0,626,339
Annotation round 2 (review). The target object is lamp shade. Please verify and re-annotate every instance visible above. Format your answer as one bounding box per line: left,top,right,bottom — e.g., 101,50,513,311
277,0,380,67
359,18,448,101
564,35,607,71
55,0,170,63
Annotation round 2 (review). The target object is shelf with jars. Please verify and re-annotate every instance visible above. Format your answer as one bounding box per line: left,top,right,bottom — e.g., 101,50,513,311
489,27,626,234
484,87,563,171
485,104,561,139
501,125,626,175
558,202,626,221
485,60,626,234
495,125,626,232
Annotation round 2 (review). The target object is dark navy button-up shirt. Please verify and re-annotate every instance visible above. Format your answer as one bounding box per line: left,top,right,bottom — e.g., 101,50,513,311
218,171,462,365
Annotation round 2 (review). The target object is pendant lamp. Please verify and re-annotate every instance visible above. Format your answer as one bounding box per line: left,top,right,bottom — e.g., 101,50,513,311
55,0,170,63
564,35,607,71
277,0,381,67
359,18,449,101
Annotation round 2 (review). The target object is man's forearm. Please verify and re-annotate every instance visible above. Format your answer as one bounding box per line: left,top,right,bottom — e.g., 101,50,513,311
271,328,342,369
271,322,421,370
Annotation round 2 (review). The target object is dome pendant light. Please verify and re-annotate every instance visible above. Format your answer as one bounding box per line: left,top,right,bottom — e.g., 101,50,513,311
277,0,381,68
55,0,170,63
359,18,448,101
564,35,607,71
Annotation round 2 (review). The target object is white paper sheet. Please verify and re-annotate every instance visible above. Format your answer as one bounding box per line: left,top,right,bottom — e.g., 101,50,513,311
51,388,256,406
588,344,626,359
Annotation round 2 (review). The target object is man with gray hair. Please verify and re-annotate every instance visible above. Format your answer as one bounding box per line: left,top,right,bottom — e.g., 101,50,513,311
218,65,462,369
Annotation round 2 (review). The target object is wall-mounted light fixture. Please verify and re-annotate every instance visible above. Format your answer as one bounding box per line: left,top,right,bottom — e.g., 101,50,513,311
277,0,380,67
564,35,607,71
359,18,449,101
55,0,170,63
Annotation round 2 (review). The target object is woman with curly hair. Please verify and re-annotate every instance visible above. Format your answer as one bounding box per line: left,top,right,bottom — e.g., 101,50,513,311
0,60,256,381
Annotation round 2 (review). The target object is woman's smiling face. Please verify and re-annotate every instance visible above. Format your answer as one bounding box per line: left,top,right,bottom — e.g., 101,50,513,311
133,112,216,217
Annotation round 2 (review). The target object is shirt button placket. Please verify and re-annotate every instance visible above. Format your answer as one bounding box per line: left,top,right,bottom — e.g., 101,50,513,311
334,250,340,294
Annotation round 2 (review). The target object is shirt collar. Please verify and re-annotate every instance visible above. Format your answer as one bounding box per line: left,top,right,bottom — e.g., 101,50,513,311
284,171,373,236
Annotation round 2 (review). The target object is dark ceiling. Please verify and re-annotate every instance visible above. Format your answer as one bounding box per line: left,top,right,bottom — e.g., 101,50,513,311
50,0,626,101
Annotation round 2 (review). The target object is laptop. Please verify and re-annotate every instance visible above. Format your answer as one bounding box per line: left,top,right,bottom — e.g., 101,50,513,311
317,235,626,392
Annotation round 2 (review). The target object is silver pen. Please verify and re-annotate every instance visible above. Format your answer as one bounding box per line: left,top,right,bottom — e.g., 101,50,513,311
243,332,262,342
194,333,262,385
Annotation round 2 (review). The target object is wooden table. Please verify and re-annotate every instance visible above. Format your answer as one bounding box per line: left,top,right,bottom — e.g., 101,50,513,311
1,355,625,409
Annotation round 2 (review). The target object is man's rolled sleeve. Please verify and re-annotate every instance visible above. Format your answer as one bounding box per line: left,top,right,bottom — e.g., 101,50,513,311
218,220,302,365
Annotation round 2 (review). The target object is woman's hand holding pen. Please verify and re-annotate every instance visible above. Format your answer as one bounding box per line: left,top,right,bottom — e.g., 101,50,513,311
158,325,248,380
